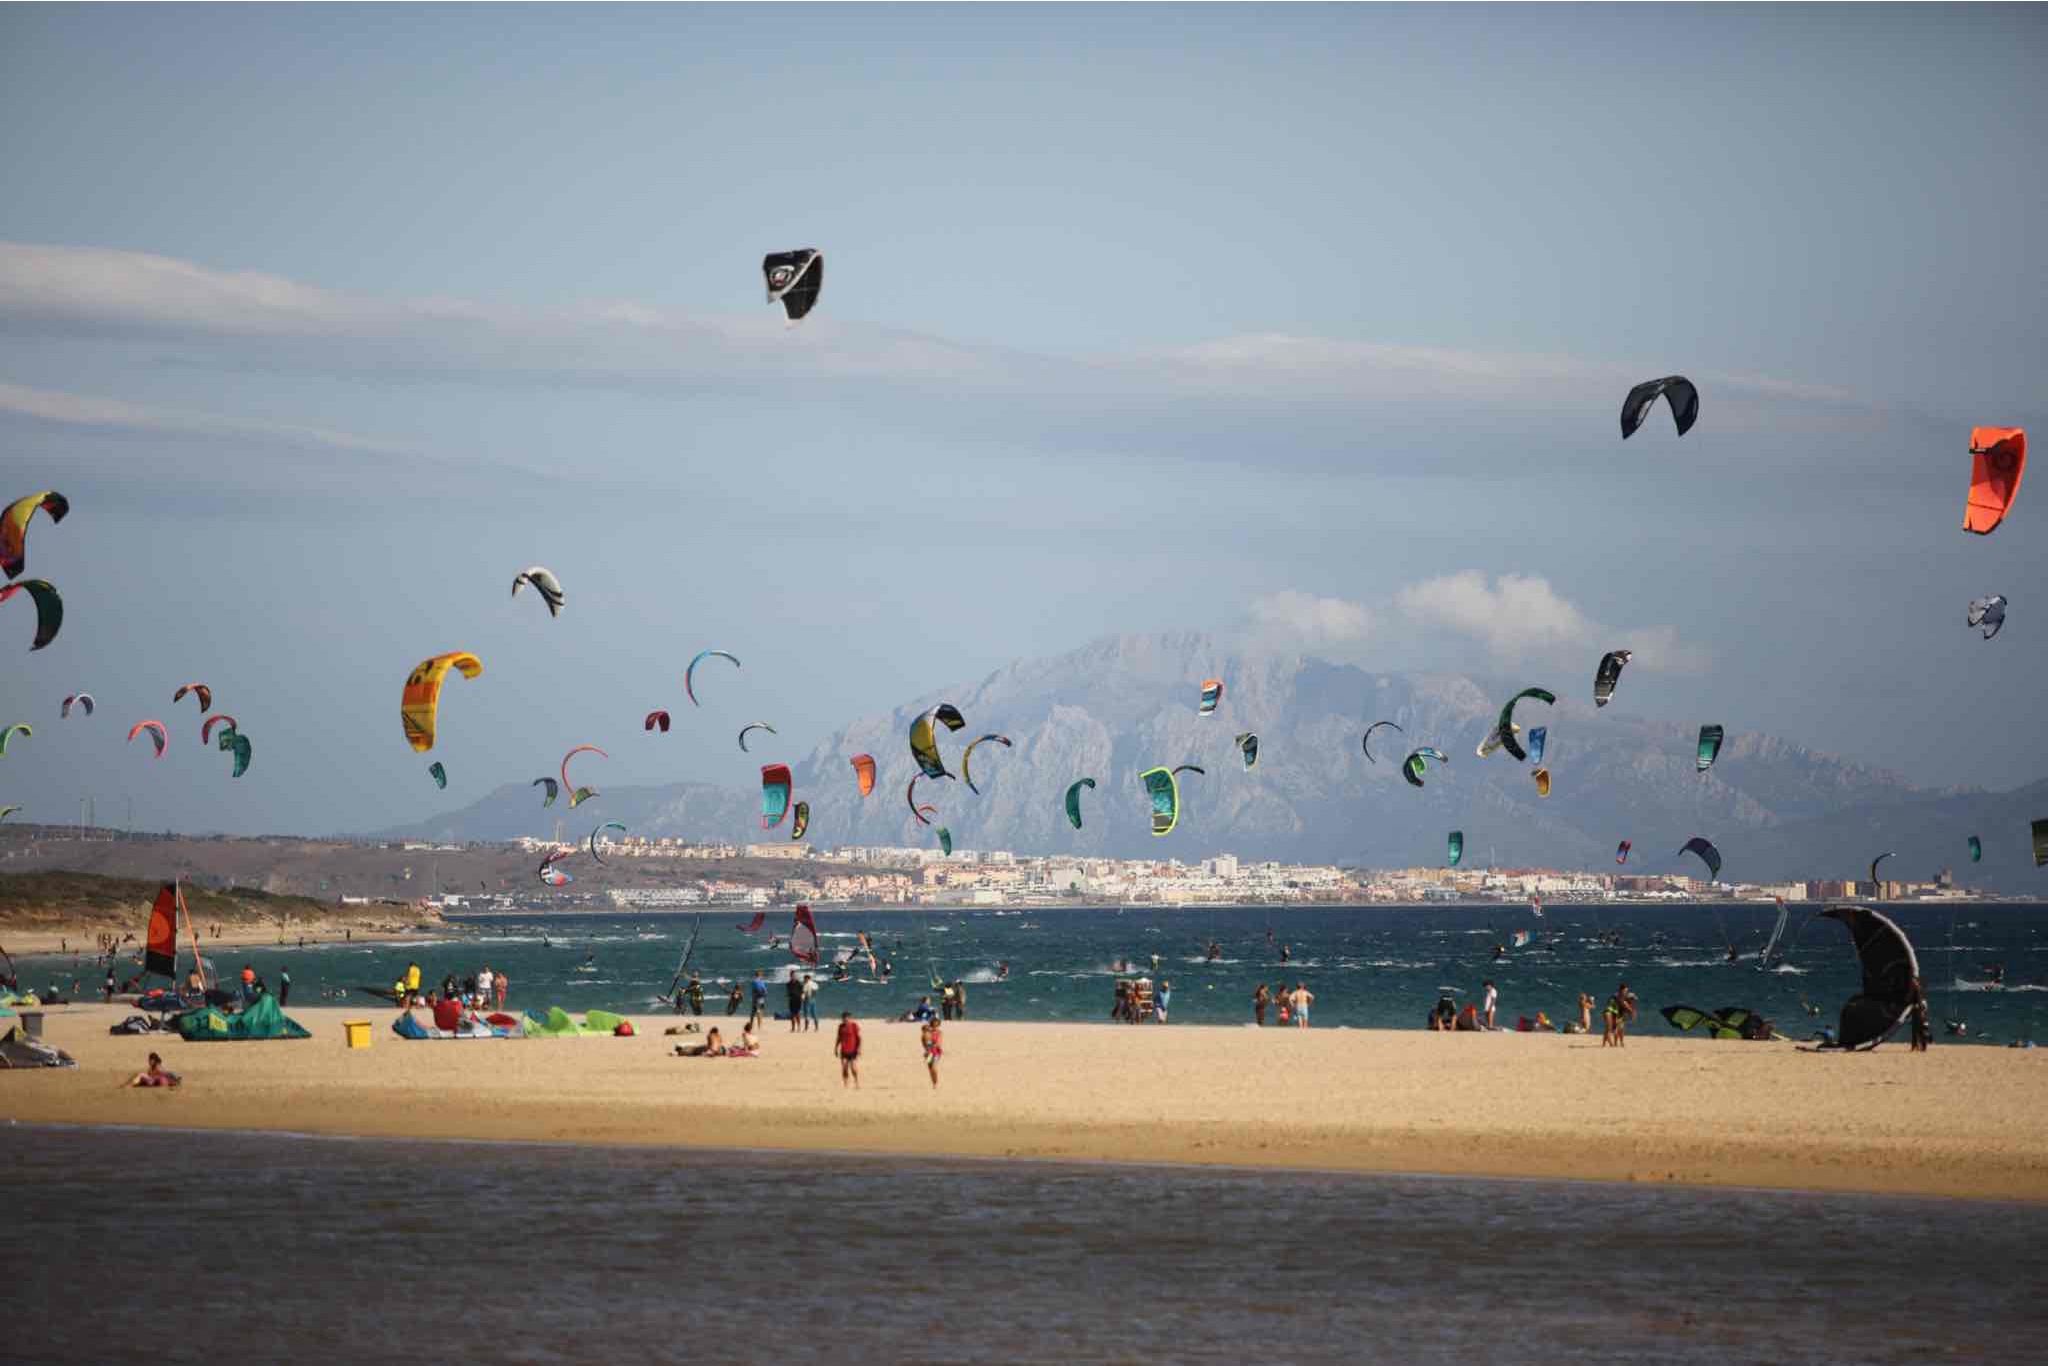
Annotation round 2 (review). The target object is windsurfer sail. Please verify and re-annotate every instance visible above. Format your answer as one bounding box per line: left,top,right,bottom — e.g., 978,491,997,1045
1756,897,1791,971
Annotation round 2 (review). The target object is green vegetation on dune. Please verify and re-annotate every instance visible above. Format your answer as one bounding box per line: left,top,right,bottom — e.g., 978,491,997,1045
0,871,399,935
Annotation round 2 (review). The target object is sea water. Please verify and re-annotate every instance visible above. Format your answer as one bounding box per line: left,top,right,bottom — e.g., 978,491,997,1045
6,1124,2040,1363
25,902,2048,1043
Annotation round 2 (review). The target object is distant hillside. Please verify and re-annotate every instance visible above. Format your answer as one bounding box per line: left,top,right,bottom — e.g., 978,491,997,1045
370,631,2048,891
0,870,375,938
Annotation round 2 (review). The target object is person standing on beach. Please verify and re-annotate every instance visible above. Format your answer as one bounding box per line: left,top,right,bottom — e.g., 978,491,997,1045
478,965,493,1009
685,973,703,1016
727,982,744,1016
1291,982,1313,1028
1156,978,1171,1024
1481,980,1498,1031
103,969,115,1003
801,972,819,1032
404,961,422,1008
1908,976,1932,1052
495,971,508,1012
1253,982,1270,1026
750,970,768,1029
835,1011,862,1089
1577,992,1594,1035
1602,983,1637,1047
786,972,805,1033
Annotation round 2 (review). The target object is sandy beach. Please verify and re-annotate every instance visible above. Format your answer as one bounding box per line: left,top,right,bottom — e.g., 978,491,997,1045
6,1003,2044,1201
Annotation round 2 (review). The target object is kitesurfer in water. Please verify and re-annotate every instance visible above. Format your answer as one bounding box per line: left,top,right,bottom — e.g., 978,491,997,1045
1278,944,1291,965
1205,941,1221,962
997,960,1009,981
1985,963,2005,987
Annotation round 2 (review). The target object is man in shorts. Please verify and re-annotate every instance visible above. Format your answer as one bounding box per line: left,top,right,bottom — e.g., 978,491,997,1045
834,1011,861,1089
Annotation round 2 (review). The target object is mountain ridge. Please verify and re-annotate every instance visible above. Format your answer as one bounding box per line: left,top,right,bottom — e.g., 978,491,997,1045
374,632,2041,889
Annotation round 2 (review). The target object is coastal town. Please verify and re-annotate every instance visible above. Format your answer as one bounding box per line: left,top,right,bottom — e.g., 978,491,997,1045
401,833,1989,914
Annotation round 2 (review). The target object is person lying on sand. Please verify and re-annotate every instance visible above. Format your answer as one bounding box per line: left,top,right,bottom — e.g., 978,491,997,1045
127,1053,181,1089
676,1027,727,1058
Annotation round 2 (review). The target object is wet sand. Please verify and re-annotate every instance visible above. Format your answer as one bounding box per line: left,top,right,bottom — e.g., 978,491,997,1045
7,1004,2044,1200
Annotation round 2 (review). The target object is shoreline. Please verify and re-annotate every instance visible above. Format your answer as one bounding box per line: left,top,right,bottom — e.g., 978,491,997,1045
7,1005,2044,1202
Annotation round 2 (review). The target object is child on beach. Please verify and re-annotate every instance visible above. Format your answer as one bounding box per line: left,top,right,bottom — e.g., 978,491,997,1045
921,1018,942,1088
126,1053,181,1088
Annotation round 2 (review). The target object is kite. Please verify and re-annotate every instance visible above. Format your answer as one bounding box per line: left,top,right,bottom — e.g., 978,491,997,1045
1527,727,1547,765
790,904,820,964
1065,777,1095,830
1620,376,1699,440
400,651,482,752
737,722,777,753
1494,689,1555,762
1593,650,1632,708
510,566,565,617
937,826,953,857
1678,836,1723,881
1140,767,1183,836
1447,830,1463,867
1198,679,1224,715
1869,851,1894,891
1966,595,2007,640
532,777,559,807
537,848,573,886
1660,1006,1775,1041
1615,839,1632,865
761,764,793,829
1963,426,2026,535
127,719,167,758
916,803,938,821
906,776,934,826
218,728,252,779
1171,764,1206,778
644,710,671,733
0,806,19,821
1235,732,1259,770
1696,724,1725,773
200,715,238,745
763,250,824,322
850,754,876,797
560,744,606,809
2033,818,2048,868
60,693,93,719
1967,835,1981,863
0,491,68,580
428,761,447,790
0,580,62,650
1532,767,1551,798
1476,724,1520,759
962,734,1012,794
0,723,30,756
1820,906,1921,1049
908,703,966,779
790,801,809,841
737,911,767,933
172,683,213,713
1402,747,1449,788
684,649,740,706
1362,720,1402,764
589,822,627,862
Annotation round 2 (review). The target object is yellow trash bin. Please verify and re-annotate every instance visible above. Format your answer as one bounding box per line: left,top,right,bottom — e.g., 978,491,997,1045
344,1020,372,1050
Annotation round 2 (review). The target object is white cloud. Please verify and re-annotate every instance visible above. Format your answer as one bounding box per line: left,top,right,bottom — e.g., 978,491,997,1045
1246,590,1375,646
0,379,415,457
1393,571,1708,673
0,242,1860,415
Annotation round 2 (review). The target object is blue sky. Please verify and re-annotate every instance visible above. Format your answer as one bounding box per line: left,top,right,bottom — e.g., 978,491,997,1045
1,4,2043,835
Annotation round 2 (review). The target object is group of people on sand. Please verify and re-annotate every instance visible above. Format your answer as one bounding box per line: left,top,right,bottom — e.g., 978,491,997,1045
1110,977,1174,1024
1250,981,1314,1027
392,961,508,1014
675,1022,760,1058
